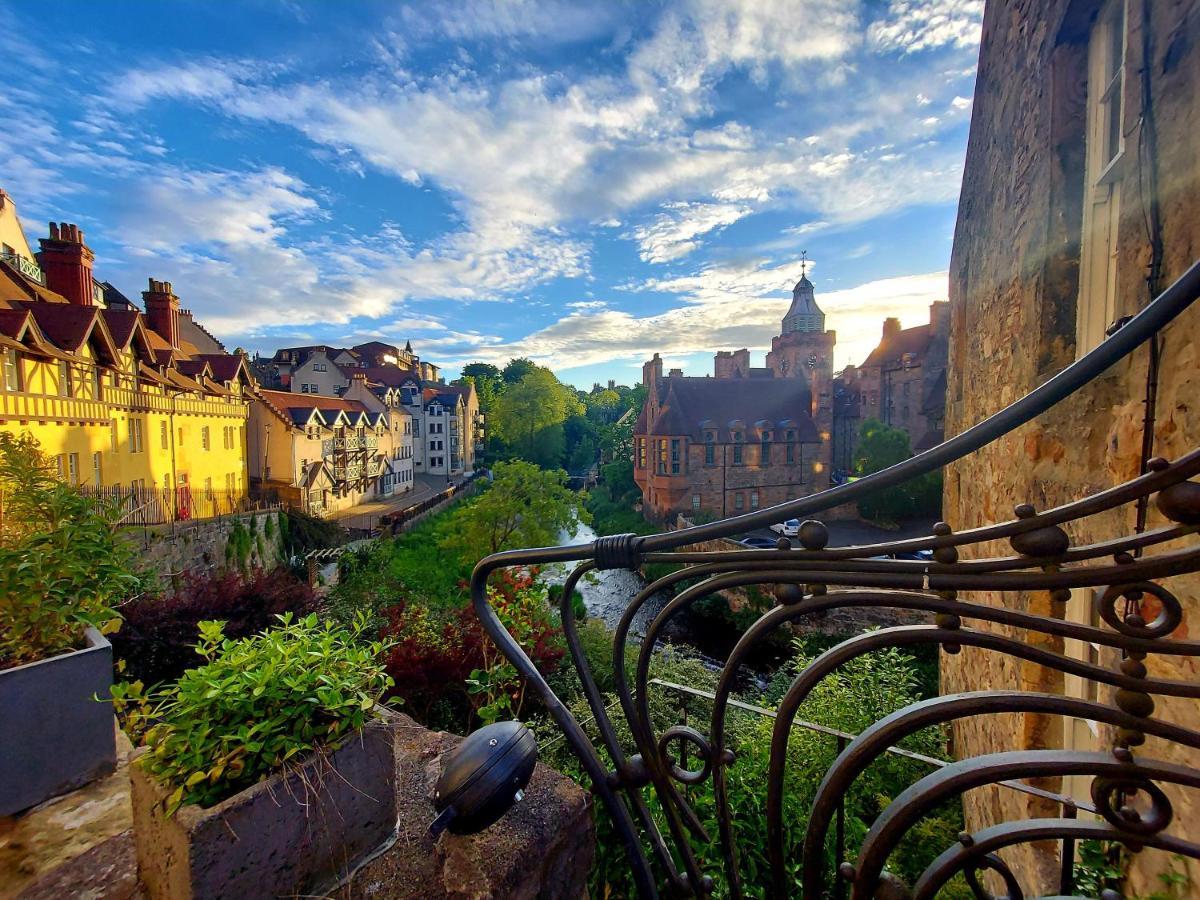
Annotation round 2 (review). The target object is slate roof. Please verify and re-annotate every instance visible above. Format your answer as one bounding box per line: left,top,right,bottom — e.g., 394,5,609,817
355,365,420,387
641,376,820,442
861,324,933,368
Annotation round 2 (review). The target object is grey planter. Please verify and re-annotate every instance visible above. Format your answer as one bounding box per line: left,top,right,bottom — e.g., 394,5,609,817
0,626,117,816
130,711,399,900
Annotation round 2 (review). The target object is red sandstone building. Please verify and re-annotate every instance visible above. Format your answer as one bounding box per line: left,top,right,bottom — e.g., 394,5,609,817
634,272,834,523
831,301,950,473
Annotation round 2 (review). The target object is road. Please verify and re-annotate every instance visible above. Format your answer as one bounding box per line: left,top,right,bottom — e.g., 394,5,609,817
738,517,936,548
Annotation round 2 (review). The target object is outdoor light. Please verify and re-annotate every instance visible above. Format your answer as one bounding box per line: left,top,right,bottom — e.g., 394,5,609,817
428,720,537,837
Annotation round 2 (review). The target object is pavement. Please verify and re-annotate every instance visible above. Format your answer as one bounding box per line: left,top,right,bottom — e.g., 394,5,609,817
329,472,465,524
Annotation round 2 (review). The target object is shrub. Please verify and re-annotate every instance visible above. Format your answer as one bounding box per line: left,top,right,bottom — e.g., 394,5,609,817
330,510,472,625
0,433,142,667
121,613,392,815
112,566,319,687
377,568,564,731
538,632,962,898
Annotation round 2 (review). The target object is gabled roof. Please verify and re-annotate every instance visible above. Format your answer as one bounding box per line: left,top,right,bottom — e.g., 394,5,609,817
199,353,251,384
640,375,820,442
175,359,213,379
20,302,99,352
99,308,142,349
18,301,120,366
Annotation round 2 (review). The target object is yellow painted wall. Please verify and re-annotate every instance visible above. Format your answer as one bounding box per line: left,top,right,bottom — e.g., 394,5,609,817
0,346,248,519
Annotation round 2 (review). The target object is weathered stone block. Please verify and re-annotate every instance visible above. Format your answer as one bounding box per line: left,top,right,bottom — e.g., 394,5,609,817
130,712,399,900
346,712,594,899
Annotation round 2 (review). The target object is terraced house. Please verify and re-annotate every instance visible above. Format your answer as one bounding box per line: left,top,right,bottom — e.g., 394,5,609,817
247,385,413,516
0,189,252,521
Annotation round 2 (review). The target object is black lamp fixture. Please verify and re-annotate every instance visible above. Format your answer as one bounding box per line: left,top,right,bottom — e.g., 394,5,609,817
428,720,537,837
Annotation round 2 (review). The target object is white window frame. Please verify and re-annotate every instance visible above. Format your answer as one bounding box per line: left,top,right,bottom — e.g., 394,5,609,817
1076,0,1127,357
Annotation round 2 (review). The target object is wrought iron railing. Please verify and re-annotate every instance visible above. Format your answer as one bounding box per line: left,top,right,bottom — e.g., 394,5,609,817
468,260,1200,898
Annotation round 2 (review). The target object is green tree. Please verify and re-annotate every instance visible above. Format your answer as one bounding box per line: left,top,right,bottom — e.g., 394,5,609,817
854,418,943,523
564,413,599,473
501,357,538,384
440,460,589,560
490,368,583,467
461,362,502,415
462,362,501,382
585,388,622,423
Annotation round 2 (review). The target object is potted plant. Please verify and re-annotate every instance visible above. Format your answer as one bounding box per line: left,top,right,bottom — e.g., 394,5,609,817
123,613,399,899
0,434,140,816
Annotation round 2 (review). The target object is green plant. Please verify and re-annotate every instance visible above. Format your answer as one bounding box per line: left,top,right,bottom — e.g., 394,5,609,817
0,433,142,667
538,633,960,898
127,613,393,814
439,460,589,561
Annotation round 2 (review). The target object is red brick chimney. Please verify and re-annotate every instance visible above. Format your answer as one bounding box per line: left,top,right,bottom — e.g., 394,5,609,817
882,317,902,340
37,222,95,305
143,278,180,349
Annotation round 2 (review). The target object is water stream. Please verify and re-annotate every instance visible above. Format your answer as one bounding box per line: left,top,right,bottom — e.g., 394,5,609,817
545,523,778,688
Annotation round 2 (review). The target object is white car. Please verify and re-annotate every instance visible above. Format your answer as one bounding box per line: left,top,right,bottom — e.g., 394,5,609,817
769,519,801,537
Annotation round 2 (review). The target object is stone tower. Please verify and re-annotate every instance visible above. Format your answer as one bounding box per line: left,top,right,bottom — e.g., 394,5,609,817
766,268,836,484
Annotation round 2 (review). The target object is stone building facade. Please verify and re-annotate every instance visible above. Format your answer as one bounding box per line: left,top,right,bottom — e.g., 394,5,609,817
831,301,949,472
633,272,834,522
944,0,1200,893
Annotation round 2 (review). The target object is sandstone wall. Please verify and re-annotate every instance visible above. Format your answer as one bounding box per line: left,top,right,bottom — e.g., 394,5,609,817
946,0,1200,892
125,509,287,587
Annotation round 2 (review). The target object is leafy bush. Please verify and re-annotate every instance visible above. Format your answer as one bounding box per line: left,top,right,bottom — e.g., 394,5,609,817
280,508,346,557
121,613,392,815
329,508,472,626
585,483,658,537
538,632,962,898
0,433,142,667
111,566,319,686
376,568,564,731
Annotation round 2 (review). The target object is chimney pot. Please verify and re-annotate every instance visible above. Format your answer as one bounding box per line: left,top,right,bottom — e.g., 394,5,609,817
37,221,95,304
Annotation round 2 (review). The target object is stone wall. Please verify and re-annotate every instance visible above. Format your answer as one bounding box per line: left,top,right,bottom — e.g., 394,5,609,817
945,1,1200,893
125,509,287,586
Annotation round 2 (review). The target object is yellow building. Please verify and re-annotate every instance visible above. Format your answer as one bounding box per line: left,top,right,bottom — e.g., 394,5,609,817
0,188,252,522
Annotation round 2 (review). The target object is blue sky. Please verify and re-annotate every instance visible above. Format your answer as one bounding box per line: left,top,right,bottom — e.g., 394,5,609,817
0,0,982,388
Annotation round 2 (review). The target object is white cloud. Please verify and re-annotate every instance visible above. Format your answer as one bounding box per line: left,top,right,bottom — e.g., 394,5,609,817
868,1,984,54
453,269,948,371
629,201,753,263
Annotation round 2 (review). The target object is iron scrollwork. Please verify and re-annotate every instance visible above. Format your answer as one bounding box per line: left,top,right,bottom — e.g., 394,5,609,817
467,260,1200,897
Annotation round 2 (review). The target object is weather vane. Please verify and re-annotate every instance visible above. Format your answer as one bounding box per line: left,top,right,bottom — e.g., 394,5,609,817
800,249,809,278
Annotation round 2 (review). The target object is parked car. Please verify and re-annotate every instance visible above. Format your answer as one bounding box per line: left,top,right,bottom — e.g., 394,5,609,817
740,536,779,549
770,519,801,537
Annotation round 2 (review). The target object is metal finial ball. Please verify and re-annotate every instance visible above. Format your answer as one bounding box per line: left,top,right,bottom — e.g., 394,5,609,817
798,520,828,550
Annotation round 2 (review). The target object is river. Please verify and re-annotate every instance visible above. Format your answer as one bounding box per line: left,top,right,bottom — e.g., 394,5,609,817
545,523,781,687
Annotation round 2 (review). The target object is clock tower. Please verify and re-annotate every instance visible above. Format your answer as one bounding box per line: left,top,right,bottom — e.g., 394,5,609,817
765,260,835,483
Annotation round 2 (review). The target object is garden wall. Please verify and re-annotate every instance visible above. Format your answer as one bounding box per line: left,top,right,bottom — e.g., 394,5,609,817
125,510,286,586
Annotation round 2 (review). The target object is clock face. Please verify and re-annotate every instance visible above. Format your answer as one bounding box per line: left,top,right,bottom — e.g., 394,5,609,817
807,354,818,369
